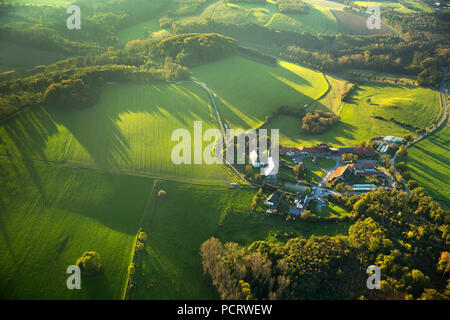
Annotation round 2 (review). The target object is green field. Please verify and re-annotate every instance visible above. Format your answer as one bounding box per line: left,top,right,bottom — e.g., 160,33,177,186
403,126,450,207
179,1,277,26
0,157,154,299
0,81,236,299
193,56,329,129
301,157,336,183
264,82,441,148
0,82,232,185
309,199,351,218
130,180,351,299
302,157,336,168
1,0,73,6
0,42,67,73
265,7,338,34
178,0,339,34
118,19,172,44
354,1,432,13
332,10,396,35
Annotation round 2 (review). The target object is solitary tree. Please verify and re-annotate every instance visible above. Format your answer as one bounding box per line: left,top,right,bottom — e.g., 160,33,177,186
396,145,408,157
76,251,102,274
293,162,306,180
157,189,167,198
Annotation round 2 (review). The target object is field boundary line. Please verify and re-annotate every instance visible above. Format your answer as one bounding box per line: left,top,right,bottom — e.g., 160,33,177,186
0,153,234,187
123,180,159,300
190,79,255,187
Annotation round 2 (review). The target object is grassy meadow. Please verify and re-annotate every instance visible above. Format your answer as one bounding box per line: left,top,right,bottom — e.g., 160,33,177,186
332,10,396,35
309,200,351,218
0,42,68,73
192,56,329,129
1,0,73,6
353,1,432,13
0,157,154,299
178,0,339,35
0,82,232,185
265,6,338,34
118,19,164,44
179,1,277,26
402,126,450,207
264,81,441,148
129,180,351,300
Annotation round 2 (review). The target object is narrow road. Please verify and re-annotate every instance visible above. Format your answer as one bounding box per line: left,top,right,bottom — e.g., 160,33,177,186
191,77,255,186
390,67,448,194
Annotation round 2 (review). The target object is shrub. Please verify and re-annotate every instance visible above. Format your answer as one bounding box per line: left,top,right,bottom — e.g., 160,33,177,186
76,251,102,274
300,210,311,220
157,189,167,198
137,231,147,242
136,240,145,251
301,111,340,134
406,180,419,190
159,17,173,29
128,264,135,275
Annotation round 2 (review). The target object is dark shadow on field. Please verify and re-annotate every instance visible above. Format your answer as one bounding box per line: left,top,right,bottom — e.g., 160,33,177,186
410,144,449,169
268,101,358,147
332,10,397,35
1,148,148,235
83,271,113,300
47,105,131,169
266,66,313,89
0,107,55,199
0,194,16,263
0,82,215,173
56,235,70,259
196,56,316,129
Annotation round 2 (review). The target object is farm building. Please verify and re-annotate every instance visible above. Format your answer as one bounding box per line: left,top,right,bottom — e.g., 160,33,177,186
353,184,377,192
377,143,392,154
300,144,332,156
294,193,308,209
352,163,382,176
338,147,377,158
280,147,301,156
327,163,383,183
265,192,280,207
327,165,354,183
289,207,301,216
384,136,405,144
249,150,265,168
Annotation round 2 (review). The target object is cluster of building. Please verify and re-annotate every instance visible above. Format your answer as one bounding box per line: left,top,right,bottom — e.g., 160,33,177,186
434,2,449,10
264,191,309,216
264,192,281,214
288,193,308,216
280,144,377,159
372,136,405,154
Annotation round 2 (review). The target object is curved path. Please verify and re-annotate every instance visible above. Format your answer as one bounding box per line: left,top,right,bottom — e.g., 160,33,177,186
390,68,448,194
191,77,256,186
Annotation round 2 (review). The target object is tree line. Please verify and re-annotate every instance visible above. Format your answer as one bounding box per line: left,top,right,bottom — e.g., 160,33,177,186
201,188,449,299
0,33,236,118
173,14,448,88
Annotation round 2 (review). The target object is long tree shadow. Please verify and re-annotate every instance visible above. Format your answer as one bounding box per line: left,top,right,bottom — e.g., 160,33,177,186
0,82,219,173
0,194,16,263
82,271,113,300
0,107,57,200
0,82,227,235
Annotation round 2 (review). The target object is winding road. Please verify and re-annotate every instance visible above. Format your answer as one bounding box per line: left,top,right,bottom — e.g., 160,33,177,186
191,77,255,186
390,67,448,194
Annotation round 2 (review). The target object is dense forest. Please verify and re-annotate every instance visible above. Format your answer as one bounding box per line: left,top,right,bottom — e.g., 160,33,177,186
301,111,340,134
1,1,447,88
201,188,449,300
0,33,235,117
173,11,449,88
